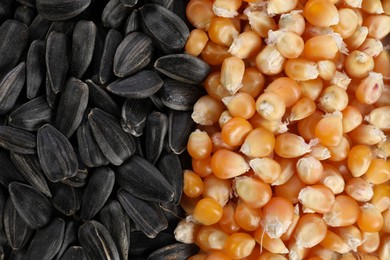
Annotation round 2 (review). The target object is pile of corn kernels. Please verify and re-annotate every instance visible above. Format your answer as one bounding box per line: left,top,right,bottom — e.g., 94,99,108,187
174,0,390,259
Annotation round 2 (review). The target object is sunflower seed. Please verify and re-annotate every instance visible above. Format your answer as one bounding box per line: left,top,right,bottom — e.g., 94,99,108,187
55,77,89,138
108,70,163,99
81,167,115,220
147,243,199,260
145,0,174,9
4,198,34,250
9,182,53,229
129,231,176,257
86,79,120,116
99,200,130,260
134,136,144,157
46,21,75,39
144,111,168,164
113,32,154,78
0,0,12,23
50,182,82,216
71,20,97,78
25,218,65,260
79,220,120,260
149,93,165,111
0,20,28,76
45,74,58,108
60,247,87,260
118,189,168,238
124,10,139,35
0,149,26,187
45,31,69,94
14,5,35,26
37,124,78,182
159,80,202,111
116,154,174,203
8,96,54,132
29,14,51,41
55,221,77,260
10,152,51,197
26,40,46,99
0,62,26,115
0,126,36,154
120,0,137,7
16,0,35,8
9,249,27,260
154,54,210,84
88,108,135,166
60,165,88,187
168,109,195,154
157,152,183,205
98,29,123,84
36,0,91,21
101,0,130,30
0,189,6,246
160,202,183,231
121,98,152,136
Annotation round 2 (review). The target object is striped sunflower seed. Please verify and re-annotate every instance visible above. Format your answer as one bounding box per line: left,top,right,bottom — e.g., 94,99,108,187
129,231,175,257
157,152,183,205
0,149,26,187
120,0,137,7
9,249,27,260
8,96,54,132
9,182,53,229
0,62,26,115
14,5,35,26
144,111,168,164
168,109,195,154
98,29,123,85
54,221,77,260
28,14,51,41
4,198,33,250
0,0,12,22
55,77,89,138
145,0,174,9
46,21,75,39
0,189,6,246
101,0,130,30
60,247,87,260
16,0,35,7
49,182,82,216
71,20,97,78
45,73,58,108
88,108,135,166
117,188,168,239
139,4,189,54
116,154,174,203
0,125,36,154
124,10,139,35
147,243,199,260
37,124,78,182
36,0,91,21
60,167,88,187
25,218,65,260
121,98,152,136
78,220,120,260
80,167,115,220
26,41,46,99
113,32,154,78
86,79,120,117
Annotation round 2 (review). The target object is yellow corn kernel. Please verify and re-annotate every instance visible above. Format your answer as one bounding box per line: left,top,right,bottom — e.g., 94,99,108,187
303,0,339,28
221,56,245,95
228,31,262,59
255,45,286,76
359,38,383,58
361,0,384,14
278,10,306,35
319,85,349,113
267,0,298,15
185,29,209,56
285,58,319,81
331,8,358,39
317,60,336,81
212,0,242,18
266,30,305,59
355,72,384,105
363,14,390,40
345,26,369,50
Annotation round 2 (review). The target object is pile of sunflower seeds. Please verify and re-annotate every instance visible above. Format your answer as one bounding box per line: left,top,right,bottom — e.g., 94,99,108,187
0,0,210,259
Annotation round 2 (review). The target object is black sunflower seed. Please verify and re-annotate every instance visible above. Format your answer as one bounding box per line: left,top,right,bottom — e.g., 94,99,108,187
86,79,121,117
8,96,54,132
116,154,174,203
0,62,26,115
157,152,183,205
37,124,78,182
124,10,139,35
0,0,13,23
36,0,91,21
88,108,135,166
9,249,27,260
101,0,130,30
60,165,88,188
50,182,82,216
0,125,36,154
159,79,202,111
0,149,26,187
144,111,168,164
55,77,89,138
129,231,176,257
154,54,210,84
80,167,115,220
26,40,46,99
54,221,77,260
168,109,195,154
108,70,163,99
147,243,199,260
14,5,35,26
0,189,6,246
113,32,154,78
46,21,75,39
71,20,97,78
120,0,137,7
45,73,58,108
145,0,174,9
4,198,34,250
60,247,87,260
120,98,152,136
16,0,35,8
10,152,51,197
25,218,65,260
98,29,123,85
28,14,51,41
9,182,53,229
79,220,120,260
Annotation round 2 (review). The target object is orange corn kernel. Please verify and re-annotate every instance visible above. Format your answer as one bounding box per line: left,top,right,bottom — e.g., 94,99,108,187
255,45,286,76
275,173,306,204
357,203,384,232
317,60,336,81
336,225,363,252
272,157,297,186
342,105,363,133
245,9,277,38
361,0,384,14
267,0,298,15
211,149,249,179
188,253,208,260
208,17,239,46
298,185,335,213
364,158,390,185
376,138,390,159
290,97,316,121
196,225,228,251
255,92,286,121
345,50,375,79
323,195,360,227
206,251,231,260
234,200,262,231
184,169,204,198
344,26,369,51
221,56,245,95
303,0,339,28
359,38,383,58
307,245,341,260
365,106,390,131
250,157,281,184
254,227,289,254
221,117,253,147
193,197,224,225
240,127,275,158
327,135,350,162
267,30,305,59
219,110,233,129
345,177,374,202
320,230,351,254
309,142,331,161
330,71,352,90
382,209,390,232
319,85,349,113
204,71,230,100
186,0,215,30
355,72,384,105
378,236,390,260
319,164,345,194
211,132,237,153
288,239,310,260
239,67,265,98
234,176,272,209
229,31,262,60
278,10,306,35
222,93,256,120
285,58,319,81
259,252,288,260
371,183,390,213
296,155,324,185
223,233,256,259
302,34,339,61
299,78,324,101
358,231,380,253
331,8,358,39
187,130,212,160
298,110,323,141
349,124,386,146
293,213,328,249
219,202,241,234
314,111,343,147
374,51,390,80
347,144,373,177
192,95,225,125
212,0,242,18
192,157,213,178
363,14,390,40
265,77,302,107
202,174,231,207
275,133,312,158
185,29,209,56
201,41,231,66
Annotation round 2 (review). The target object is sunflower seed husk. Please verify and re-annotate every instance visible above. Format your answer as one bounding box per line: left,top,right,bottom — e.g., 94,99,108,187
45,73,58,108
168,109,195,154
71,20,97,78
99,200,130,260
50,182,82,216
101,0,130,30
118,189,168,238
25,218,65,260
29,14,51,41
113,32,154,78
0,149,26,187
121,98,152,136
0,189,6,246
144,111,168,164
78,220,120,260
9,249,27,260
14,5,35,26
88,108,135,166
116,154,174,203
0,20,28,76
16,0,35,8
0,62,26,115
129,231,175,257
134,136,144,157
0,126,36,154
46,21,75,39
154,54,210,84
54,221,77,260
45,31,69,94
159,80,202,111
98,29,122,85
8,96,54,132
80,167,115,220
160,202,183,232
147,243,199,260
149,93,165,111
0,116,6,126
145,0,174,9
108,70,163,99
124,10,139,35
86,79,120,117
139,4,189,54
55,77,89,138
9,182,53,229
60,247,87,260
26,40,45,99
157,152,183,205
60,165,88,187
36,0,91,21
37,124,78,182
0,0,12,23
120,0,137,7
10,152,51,197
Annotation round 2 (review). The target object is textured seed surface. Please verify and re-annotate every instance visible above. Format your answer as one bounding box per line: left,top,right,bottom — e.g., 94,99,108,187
0,149,26,186
59,247,87,260
144,111,168,164
49,182,82,216
36,0,91,21
169,109,195,154
159,79,202,111
0,62,26,115
86,79,121,116
99,29,123,85
157,153,183,205
54,221,77,260
147,243,199,260
102,0,130,30
0,125,36,154
26,40,46,99
121,98,152,137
